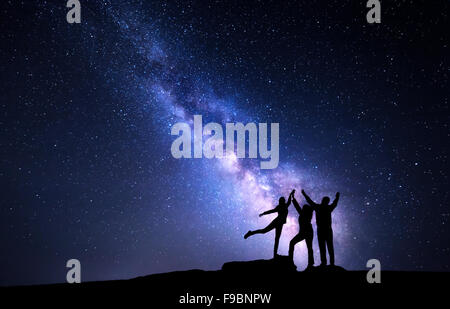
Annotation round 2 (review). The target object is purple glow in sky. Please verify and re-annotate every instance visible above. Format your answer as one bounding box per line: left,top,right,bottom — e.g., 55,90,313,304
112,13,353,268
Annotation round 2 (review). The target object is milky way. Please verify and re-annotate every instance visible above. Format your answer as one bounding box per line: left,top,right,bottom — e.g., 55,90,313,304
107,5,352,269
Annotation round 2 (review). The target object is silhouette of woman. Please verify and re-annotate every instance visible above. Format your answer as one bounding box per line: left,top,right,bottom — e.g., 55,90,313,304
244,190,294,257
289,191,314,268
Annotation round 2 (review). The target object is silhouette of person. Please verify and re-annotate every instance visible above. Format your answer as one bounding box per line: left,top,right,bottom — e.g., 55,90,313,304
301,189,340,266
288,190,314,268
244,190,294,257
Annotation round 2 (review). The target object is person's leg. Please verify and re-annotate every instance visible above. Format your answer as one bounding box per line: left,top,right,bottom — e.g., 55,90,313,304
245,219,277,239
273,225,282,257
306,236,314,266
252,220,277,235
317,229,327,265
289,233,303,260
327,229,335,265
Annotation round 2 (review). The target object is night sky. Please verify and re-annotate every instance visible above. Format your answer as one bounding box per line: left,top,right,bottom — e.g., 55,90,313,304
0,0,449,286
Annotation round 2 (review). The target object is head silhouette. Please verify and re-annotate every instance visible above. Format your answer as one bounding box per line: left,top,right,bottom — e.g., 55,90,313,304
321,196,330,205
303,204,313,216
279,197,286,205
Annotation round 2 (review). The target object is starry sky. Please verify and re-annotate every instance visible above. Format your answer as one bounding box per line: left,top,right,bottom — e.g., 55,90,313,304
0,1,449,286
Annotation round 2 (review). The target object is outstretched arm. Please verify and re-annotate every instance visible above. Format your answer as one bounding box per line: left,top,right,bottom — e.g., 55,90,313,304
292,196,302,215
330,192,340,211
301,190,318,208
259,207,278,217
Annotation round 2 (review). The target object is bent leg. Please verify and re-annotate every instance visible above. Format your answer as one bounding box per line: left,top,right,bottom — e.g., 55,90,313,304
289,233,304,260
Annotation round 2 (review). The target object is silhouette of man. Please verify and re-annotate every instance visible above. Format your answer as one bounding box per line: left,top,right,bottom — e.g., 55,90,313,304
301,189,340,266
244,190,294,257
289,190,314,268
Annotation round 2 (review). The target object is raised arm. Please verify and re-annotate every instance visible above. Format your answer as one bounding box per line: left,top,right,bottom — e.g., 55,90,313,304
301,190,318,208
259,207,278,217
330,192,340,211
286,191,293,206
292,196,302,215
